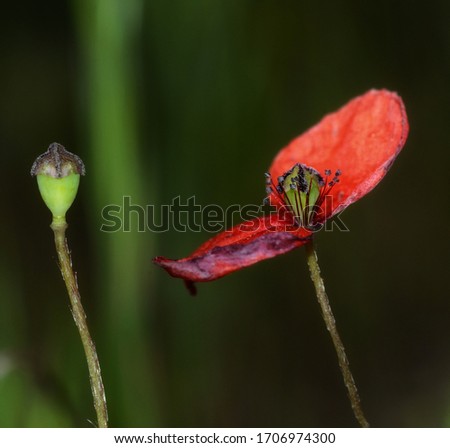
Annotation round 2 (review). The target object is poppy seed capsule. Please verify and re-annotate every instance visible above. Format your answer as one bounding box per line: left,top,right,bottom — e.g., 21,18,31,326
268,163,338,229
31,143,85,220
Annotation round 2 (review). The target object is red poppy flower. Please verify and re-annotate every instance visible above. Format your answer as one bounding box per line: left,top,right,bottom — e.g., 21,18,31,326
154,89,408,293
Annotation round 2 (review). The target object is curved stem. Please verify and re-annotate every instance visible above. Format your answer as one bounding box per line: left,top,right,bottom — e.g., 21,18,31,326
305,240,369,428
51,217,108,428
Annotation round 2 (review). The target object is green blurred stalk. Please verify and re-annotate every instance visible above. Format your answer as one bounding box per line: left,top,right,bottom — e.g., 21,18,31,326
73,0,159,426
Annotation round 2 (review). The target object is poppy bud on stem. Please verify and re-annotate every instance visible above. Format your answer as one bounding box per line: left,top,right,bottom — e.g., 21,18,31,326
305,240,369,427
31,143,108,428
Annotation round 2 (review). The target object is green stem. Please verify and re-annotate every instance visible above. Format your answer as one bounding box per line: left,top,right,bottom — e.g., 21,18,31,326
305,240,369,428
51,217,108,428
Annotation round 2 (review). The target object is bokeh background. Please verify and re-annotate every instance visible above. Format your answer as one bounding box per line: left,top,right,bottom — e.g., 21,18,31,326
0,0,449,427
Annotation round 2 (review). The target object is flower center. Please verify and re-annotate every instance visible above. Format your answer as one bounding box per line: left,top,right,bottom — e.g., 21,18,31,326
265,163,341,229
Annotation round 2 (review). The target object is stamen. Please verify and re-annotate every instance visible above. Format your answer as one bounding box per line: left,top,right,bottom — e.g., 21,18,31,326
262,171,288,207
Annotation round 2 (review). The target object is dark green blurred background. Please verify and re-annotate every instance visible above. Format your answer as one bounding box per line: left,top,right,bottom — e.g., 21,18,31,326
0,0,449,427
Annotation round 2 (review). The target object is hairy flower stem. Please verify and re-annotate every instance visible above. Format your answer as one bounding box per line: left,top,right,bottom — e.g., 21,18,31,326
51,217,108,428
305,240,369,428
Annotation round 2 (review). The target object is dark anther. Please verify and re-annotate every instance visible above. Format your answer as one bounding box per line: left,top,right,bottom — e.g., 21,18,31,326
299,179,308,193
325,169,331,176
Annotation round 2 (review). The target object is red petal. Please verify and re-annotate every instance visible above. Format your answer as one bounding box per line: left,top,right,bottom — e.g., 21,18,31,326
154,215,312,286
270,89,409,217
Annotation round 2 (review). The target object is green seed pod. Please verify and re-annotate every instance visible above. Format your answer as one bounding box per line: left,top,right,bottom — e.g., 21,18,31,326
31,143,85,221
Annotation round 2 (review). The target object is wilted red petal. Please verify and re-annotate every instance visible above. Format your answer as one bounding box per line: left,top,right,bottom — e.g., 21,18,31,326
154,215,312,286
270,89,409,218
155,90,409,291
